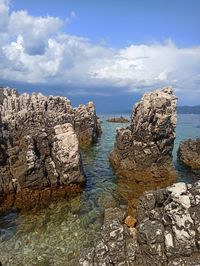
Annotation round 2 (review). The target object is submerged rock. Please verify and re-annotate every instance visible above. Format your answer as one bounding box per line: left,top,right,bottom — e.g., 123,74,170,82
109,87,177,181
106,116,130,123
80,181,200,265
177,138,200,176
0,88,101,210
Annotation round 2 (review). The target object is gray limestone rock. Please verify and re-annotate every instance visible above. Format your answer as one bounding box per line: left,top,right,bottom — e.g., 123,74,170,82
136,182,200,265
109,87,177,180
80,182,200,265
0,87,101,210
78,207,137,266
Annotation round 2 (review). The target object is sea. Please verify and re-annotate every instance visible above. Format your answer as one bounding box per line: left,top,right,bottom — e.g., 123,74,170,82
0,113,199,265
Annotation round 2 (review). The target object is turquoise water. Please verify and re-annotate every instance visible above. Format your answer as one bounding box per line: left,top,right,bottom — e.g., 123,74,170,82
0,114,199,265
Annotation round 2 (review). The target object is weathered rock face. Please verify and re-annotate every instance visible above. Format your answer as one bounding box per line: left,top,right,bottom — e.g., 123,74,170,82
0,88,101,210
80,181,200,265
177,138,200,176
78,207,138,266
136,181,200,265
74,101,102,146
109,87,177,180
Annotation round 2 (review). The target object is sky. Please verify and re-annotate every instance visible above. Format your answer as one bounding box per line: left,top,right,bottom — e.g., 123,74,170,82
0,0,200,112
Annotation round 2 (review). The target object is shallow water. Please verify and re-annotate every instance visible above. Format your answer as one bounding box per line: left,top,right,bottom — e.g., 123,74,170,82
0,114,199,265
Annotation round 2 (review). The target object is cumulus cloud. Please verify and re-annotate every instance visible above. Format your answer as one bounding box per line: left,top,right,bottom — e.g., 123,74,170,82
0,0,200,99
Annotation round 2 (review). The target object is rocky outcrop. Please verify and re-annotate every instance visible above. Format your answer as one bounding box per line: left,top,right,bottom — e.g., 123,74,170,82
136,181,200,265
109,87,177,181
78,207,137,265
80,181,200,265
0,88,101,210
177,138,200,176
74,102,102,146
106,116,130,123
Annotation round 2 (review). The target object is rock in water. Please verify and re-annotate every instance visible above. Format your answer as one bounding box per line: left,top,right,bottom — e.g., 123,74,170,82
80,181,200,265
0,88,100,210
78,207,137,265
106,116,130,123
177,138,200,176
109,87,177,181
74,101,102,146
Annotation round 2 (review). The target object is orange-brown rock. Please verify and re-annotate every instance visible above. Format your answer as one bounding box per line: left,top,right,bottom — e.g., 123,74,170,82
177,138,200,176
124,215,137,228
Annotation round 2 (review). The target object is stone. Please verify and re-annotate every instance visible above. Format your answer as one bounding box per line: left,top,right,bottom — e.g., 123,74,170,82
74,101,102,146
136,181,200,265
78,207,137,265
177,138,200,176
80,181,200,265
0,87,101,210
106,116,129,123
124,215,137,228
109,87,177,182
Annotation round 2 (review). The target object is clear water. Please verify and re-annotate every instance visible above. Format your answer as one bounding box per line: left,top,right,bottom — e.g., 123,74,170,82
0,114,199,266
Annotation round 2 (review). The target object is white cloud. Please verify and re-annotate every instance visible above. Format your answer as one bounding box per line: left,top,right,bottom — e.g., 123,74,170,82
8,10,63,55
65,11,76,24
0,0,200,99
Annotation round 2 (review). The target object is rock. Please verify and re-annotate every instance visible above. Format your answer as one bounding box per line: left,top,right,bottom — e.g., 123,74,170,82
124,215,137,228
109,87,177,182
78,207,138,266
80,181,200,265
177,138,200,176
74,101,102,146
0,87,101,210
136,181,200,265
106,116,130,123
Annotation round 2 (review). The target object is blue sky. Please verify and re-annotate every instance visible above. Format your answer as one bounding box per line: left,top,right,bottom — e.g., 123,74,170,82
11,0,200,48
0,0,200,111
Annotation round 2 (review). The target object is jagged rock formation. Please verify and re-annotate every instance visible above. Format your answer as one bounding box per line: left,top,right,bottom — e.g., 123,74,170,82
0,88,101,210
79,181,200,265
109,87,177,181
74,102,102,146
136,182,200,265
177,138,200,176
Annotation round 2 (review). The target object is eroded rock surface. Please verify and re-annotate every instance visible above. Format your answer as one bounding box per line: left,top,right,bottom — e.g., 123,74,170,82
109,87,177,181
0,88,101,210
80,182,200,265
136,182,200,265
74,102,102,146
178,138,200,176
78,207,137,266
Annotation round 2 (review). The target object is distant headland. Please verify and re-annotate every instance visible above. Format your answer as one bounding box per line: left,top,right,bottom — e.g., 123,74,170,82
177,105,200,114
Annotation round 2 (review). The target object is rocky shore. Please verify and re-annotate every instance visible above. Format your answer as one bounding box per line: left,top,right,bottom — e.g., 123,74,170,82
79,181,200,265
106,116,130,123
178,138,200,176
0,88,101,211
109,87,177,182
